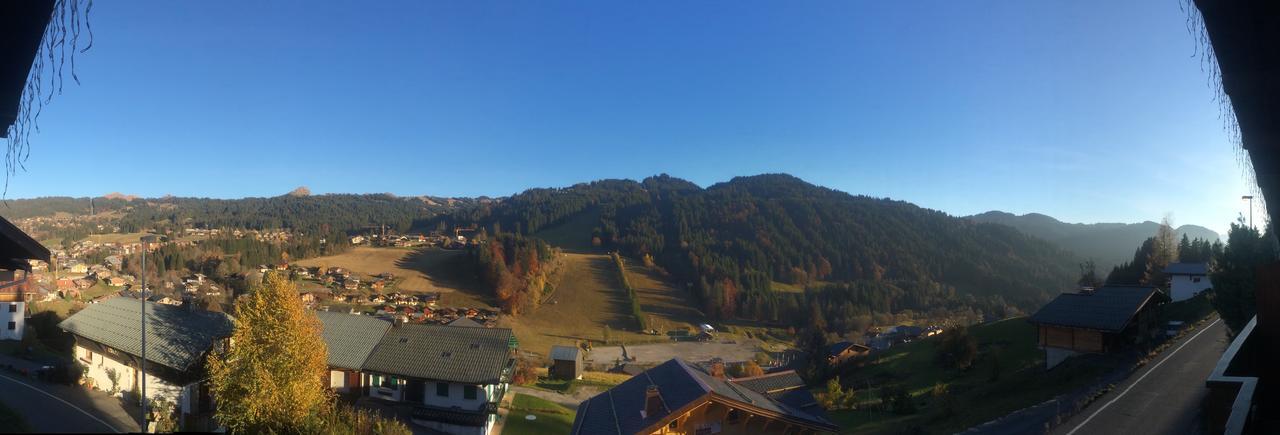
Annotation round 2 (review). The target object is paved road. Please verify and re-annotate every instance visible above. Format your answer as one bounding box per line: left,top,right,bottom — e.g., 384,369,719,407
1052,318,1229,435
0,353,139,433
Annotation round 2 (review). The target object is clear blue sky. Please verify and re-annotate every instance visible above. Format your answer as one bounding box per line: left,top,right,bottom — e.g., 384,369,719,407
16,0,1256,234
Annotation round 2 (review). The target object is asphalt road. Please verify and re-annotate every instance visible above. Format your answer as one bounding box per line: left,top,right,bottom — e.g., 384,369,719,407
1053,318,1229,435
0,370,139,433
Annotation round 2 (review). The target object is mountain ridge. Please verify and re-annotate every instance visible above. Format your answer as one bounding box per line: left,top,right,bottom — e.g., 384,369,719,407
966,210,1220,270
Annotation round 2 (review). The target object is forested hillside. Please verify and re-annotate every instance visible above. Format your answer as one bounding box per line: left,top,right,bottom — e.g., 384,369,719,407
1,194,467,239
967,211,1220,270
439,174,1080,330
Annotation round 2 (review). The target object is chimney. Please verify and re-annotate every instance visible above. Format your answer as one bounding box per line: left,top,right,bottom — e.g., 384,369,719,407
709,360,726,379
643,385,663,418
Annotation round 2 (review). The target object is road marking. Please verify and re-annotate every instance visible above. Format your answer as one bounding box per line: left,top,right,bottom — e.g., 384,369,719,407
0,372,122,433
1064,318,1222,435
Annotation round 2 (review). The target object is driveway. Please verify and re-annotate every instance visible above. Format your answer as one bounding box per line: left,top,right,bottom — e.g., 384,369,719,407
1051,318,1229,435
587,340,762,365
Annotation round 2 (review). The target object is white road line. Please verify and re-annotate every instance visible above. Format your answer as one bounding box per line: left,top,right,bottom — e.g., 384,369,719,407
1064,318,1222,435
0,372,121,433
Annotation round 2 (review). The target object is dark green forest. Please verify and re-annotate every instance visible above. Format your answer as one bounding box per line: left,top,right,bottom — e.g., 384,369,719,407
440,174,1081,331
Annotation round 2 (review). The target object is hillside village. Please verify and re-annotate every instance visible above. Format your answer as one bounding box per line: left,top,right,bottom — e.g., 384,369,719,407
3,1,1277,434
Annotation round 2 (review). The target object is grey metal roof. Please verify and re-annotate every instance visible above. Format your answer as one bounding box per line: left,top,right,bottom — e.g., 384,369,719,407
1164,262,1209,275
1028,286,1161,332
571,359,838,435
315,311,391,371
550,345,580,361
58,297,233,372
361,323,514,384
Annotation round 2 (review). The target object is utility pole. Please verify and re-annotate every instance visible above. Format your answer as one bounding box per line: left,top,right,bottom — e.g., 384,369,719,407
139,234,159,431
1243,195,1255,229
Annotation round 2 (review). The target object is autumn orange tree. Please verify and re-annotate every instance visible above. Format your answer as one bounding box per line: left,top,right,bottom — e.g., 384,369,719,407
208,273,332,433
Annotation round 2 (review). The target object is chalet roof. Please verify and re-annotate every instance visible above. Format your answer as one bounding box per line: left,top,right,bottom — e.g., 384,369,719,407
730,370,806,396
0,216,50,264
550,345,580,361
571,359,837,435
362,323,514,384
315,311,391,371
1164,262,1209,275
445,317,484,328
0,1,55,137
58,297,233,372
1028,286,1162,332
828,341,869,357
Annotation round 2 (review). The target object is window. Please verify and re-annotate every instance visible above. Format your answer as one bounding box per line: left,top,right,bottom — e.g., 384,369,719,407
381,376,397,388
464,385,477,400
8,303,15,313
436,382,449,397
6,321,13,330
370,374,381,388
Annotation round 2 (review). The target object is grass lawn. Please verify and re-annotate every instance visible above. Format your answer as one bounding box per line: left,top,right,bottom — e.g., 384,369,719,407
0,400,30,433
85,232,150,244
532,370,632,394
837,317,1117,434
78,282,121,301
502,394,575,435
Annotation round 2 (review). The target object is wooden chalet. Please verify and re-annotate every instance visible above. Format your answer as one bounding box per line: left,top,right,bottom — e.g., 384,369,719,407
1028,285,1166,368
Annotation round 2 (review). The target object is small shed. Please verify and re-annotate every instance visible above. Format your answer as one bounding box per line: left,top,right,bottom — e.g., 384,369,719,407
549,345,583,380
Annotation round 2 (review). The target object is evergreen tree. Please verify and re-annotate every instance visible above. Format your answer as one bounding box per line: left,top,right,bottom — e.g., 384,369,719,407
1211,220,1277,333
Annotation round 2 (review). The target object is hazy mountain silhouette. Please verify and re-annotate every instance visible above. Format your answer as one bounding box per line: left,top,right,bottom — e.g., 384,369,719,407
967,211,1221,270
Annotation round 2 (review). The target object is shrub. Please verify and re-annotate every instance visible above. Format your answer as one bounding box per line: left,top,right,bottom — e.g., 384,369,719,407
315,405,411,435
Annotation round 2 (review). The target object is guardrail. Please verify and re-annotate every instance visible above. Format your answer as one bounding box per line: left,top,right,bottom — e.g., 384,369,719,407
1205,316,1259,435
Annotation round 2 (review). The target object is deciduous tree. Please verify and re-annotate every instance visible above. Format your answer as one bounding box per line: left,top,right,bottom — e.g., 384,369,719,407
207,273,332,433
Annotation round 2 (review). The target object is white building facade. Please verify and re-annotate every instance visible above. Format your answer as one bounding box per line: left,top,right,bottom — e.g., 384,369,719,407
1165,262,1212,302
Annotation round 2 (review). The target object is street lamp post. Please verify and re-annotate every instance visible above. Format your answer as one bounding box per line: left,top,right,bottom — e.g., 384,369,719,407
1243,195,1255,229
139,234,159,431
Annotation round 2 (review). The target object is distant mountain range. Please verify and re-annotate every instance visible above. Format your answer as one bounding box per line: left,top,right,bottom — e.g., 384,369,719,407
966,211,1221,270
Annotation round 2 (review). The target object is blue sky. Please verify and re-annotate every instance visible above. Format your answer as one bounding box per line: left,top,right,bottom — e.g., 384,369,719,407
14,1,1255,234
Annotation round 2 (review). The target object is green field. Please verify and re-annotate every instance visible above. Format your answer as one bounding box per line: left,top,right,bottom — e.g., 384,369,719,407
501,394,575,435
835,317,1117,434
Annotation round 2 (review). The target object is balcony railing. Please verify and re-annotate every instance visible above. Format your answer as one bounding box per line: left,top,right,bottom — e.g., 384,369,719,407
1205,316,1260,435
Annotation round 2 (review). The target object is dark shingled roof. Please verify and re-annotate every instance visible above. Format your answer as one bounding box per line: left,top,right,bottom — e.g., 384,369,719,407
1028,286,1161,332
550,345,580,361
1164,262,1209,275
571,359,838,435
362,323,514,384
58,297,234,372
315,311,391,371
731,370,806,396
